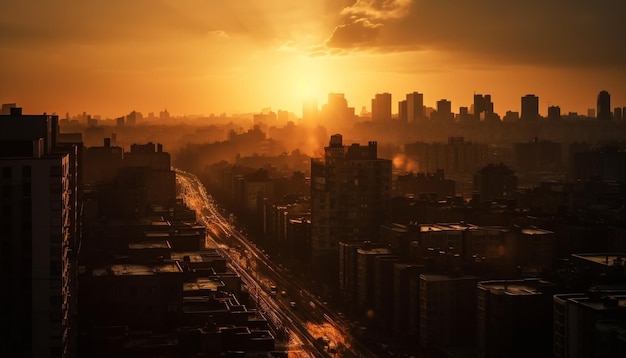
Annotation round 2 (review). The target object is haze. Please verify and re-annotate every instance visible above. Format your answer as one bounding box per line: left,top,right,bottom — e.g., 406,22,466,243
2,0,625,118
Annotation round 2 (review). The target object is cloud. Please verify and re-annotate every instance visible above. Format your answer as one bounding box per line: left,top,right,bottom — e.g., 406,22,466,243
326,17,382,48
341,0,412,20
322,0,626,68
0,0,292,49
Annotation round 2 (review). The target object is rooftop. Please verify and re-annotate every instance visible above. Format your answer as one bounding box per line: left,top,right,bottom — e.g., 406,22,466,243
521,227,553,235
128,240,171,250
357,247,391,255
419,222,479,233
171,250,224,263
92,262,181,276
572,253,626,267
571,295,626,311
478,279,554,295
183,278,225,292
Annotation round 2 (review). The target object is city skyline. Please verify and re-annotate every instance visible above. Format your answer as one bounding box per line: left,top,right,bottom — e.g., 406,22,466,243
1,1,626,118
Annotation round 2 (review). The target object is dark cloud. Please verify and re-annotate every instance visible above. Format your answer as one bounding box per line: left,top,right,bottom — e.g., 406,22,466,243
324,0,626,67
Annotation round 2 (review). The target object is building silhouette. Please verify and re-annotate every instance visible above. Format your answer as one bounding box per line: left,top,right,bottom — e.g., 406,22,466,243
473,94,493,121
548,105,561,120
398,100,408,122
473,163,517,202
434,99,453,121
406,92,425,123
0,108,81,357
311,134,391,278
521,94,539,120
371,92,392,122
597,90,611,120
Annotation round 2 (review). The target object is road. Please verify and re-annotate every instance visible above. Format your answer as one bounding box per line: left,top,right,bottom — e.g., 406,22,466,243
176,169,378,358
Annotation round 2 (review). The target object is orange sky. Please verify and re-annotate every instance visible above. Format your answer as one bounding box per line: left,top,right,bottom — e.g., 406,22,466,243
1,0,625,119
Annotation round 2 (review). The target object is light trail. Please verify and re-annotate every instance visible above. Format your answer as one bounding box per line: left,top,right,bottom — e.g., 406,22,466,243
175,168,378,358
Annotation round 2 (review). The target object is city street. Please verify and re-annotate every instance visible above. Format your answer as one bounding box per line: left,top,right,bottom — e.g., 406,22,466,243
176,169,377,358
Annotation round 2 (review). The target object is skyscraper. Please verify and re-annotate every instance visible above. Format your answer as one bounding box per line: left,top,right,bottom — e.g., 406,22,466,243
1,108,80,357
597,90,611,120
406,92,424,122
371,92,392,122
436,99,453,121
310,134,391,279
521,94,539,120
398,100,408,122
473,94,493,121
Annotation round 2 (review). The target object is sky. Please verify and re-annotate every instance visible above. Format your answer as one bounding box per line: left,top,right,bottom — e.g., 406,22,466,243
1,0,625,119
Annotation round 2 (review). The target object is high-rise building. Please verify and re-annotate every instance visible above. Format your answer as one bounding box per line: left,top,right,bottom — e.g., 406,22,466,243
477,279,556,358
406,92,424,122
521,94,539,120
311,134,392,278
547,105,561,120
614,107,623,121
597,90,611,120
398,100,407,122
320,93,356,129
371,92,392,122
435,99,453,121
473,94,494,121
1,108,80,357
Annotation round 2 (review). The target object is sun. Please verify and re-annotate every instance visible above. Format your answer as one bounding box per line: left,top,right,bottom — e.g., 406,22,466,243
298,77,320,102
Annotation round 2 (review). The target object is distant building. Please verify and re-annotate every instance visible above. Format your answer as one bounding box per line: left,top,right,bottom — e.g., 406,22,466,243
514,138,562,172
614,107,623,121
404,137,489,175
0,102,16,114
521,94,539,120
433,99,453,121
473,163,517,201
587,108,596,118
503,110,520,122
406,92,425,122
371,92,392,122
394,170,455,199
474,94,493,121
597,90,612,121
398,100,408,122
548,105,561,120
458,106,470,121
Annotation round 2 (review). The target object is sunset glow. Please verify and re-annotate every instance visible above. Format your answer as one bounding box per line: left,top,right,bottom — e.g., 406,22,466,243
1,1,625,118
